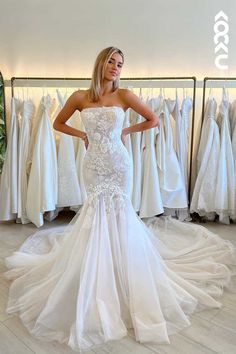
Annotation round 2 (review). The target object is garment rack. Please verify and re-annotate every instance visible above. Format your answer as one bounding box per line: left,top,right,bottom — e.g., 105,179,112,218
10,76,196,203
11,76,196,95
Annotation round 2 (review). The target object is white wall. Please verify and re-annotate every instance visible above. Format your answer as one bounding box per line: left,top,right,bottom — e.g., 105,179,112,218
0,0,235,78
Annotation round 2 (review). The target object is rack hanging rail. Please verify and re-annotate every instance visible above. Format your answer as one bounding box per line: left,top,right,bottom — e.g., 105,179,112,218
11,76,196,95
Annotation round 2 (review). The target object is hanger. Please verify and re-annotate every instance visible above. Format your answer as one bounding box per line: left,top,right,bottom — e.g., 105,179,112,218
159,87,163,97
208,87,213,99
150,87,154,98
64,77,68,96
175,87,178,100
163,87,166,99
222,84,229,101
139,87,143,101
26,77,30,100
21,86,25,101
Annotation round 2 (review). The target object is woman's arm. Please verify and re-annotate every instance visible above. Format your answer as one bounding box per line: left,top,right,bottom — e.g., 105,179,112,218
121,89,160,136
53,91,87,141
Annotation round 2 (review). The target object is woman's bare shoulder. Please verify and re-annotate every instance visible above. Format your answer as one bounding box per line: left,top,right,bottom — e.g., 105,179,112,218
118,88,132,96
73,89,89,99
69,89,89,110
118,88,138,103
118,88,136,100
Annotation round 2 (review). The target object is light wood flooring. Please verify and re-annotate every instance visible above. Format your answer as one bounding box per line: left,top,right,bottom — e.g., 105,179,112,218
0,212,236,354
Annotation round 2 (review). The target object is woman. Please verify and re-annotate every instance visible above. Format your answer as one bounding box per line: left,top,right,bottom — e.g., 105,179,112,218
5,47,236,352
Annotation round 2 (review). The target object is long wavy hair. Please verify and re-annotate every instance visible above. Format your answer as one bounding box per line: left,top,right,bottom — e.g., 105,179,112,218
88,46,124,102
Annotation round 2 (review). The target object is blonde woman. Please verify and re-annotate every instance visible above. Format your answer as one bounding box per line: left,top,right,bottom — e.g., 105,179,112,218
5,47,236,352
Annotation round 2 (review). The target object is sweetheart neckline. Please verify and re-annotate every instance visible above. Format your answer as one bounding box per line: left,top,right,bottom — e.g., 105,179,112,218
80,106,126,114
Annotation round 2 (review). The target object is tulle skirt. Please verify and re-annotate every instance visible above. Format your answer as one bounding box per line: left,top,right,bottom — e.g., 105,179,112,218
4,192,236,352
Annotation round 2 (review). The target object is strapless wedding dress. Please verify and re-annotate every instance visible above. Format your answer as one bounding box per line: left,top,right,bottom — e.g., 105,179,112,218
4,106,236,352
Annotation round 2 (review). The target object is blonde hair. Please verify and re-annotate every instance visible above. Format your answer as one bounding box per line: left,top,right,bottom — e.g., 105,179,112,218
88,46,124,102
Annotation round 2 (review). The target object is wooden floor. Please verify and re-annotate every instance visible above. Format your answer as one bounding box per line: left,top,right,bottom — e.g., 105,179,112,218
1,213,236,354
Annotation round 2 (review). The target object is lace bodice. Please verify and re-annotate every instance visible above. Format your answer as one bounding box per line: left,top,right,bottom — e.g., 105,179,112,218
80,106,132,202
81,106,124,144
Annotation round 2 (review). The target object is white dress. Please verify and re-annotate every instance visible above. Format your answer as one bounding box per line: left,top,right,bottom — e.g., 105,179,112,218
123,108,133,197
232,122,236,220
215,93,235,224
190,98,220,219
75,116,87,204
130,110,142,212
17,99,35,224
5,107,236,353
140,97,163,217
227,97,236,220
196,98,213,173
180,95,192,193
0,97,21,220
156,96,188,210
229,99,236,137
56,90,82,207
26,95,58,227
170,91,184,179
169,93,192,221
229,100,236,221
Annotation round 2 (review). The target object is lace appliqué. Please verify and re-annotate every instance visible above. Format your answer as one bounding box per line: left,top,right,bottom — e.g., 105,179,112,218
79,108,130,224
87,182,127,211
82,184,127,229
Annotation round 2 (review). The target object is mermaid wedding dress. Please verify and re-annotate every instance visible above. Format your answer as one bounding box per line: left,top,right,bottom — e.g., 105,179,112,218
4,107,236,352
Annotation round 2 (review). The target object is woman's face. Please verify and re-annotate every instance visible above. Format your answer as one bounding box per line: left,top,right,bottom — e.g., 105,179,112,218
104,52,123,81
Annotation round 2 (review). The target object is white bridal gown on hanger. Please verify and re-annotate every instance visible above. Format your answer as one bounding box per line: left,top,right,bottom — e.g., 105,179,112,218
0,97,21,220
215,90,235,224
230,98,236,220
4,107,236,353
169,92,192,221
190,97,219,219
139,97,163,217
180,95,192,191
26,94,58,227
75,115,87,204
17,99,35,224
171,91,192,194
56,90,82,208
130,109,143,212
156,96,188,210
229,99,236,137
123,107,134,197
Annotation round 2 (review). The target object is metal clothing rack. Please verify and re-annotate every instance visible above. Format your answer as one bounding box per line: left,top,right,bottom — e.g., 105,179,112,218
201,77,236,127
10,76,197,93
10,76,196,202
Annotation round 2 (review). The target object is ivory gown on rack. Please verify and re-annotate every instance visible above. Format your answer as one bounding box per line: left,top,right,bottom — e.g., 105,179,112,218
25,94,58,227
4,106,236,352
190,97,219,219
0,97,21,221
56,90,82,208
